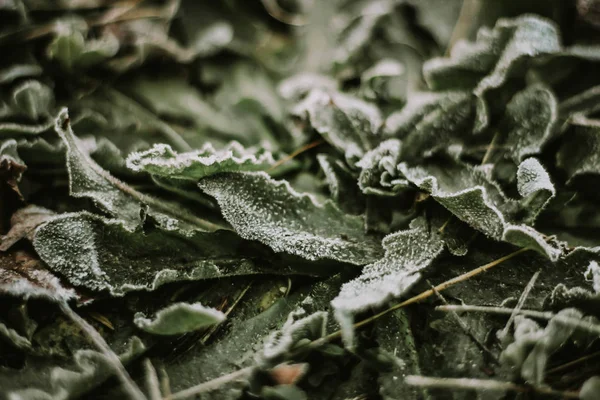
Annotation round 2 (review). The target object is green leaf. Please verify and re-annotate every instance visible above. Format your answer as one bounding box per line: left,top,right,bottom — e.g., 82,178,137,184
126,142,279,180
424,16,561,132
260,309,327,366
46,17,119,69
501,85,558,163
317,154,365,214
500,309,583,384
122,76,243,139
54,108,222,233
11,80,54,121
332,217,444,347
557,116,600,183
383,91,474,161
32,212,268,296
399,157,560,259
134,302,225,336
198,172,383,265
3,337,145,400
296,89,382,163
376,310,423,400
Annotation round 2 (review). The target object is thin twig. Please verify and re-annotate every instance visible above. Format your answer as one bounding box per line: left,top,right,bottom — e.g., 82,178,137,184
446,0,482,55
481,131,500,164
436,305,600,336
498,269,540,342
268,140,323,172
144,358,163,400
405,375,580,398
200,281,253,344
59,302,146,400
309,247,529,347
167,367,254,400
428,281,499,364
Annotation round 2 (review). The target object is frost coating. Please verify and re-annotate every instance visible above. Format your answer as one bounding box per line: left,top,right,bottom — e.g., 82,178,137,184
198,171,383,265
296,88,382,162
424,16,561,132
332,218,444,347
134,302,225,335
503,85,558,163
32,212,264,296
383,91,474,161
399,158,560,260
54,108,216,233
126,141,278,179
6,337,145,400
356,139,406,196
260,308,327,366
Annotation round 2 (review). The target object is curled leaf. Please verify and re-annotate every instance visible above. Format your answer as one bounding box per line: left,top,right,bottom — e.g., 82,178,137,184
134,302,225,336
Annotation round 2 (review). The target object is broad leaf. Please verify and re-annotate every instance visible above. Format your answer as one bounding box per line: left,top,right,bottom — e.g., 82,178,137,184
54,108,222,233
3,337,145,400
332,217,444,347
501,85,558,163
424,16,561,132
295,89,382,163
383,91,474,161
134,302,225,335
198,172,383,265
32,212,269,296
399,157,560,259
557,116,600,183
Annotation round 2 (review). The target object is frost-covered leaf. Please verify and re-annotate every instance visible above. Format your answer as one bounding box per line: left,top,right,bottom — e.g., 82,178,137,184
376,310,422,400
259,308,327,366
383,91,474,161
501,85,558,163
0,139,26,198
10,80,54,121
198,172,383,265
4,337,145,400
557,116,600,183
424,16,561,132
192,21,233,57
581,376,600,400
360,59,407,102
32,212,269,296
332,217,444,347
278,74,338,102
134,302,225,336
500,309,583,384
356,139,406,196
0,250,76,302
126,142,279,180
398,157,560,259
295,89,382,163
54,108,221,233
316,154,365,214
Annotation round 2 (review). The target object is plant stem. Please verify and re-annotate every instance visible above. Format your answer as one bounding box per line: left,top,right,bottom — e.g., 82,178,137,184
310,247,529,347
436,304,600,335
405,375,580,398
60,302,146,400
167,367,254,400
